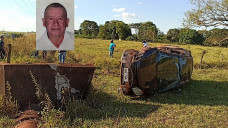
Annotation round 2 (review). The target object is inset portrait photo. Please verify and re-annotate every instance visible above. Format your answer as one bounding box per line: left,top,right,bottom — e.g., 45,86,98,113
36,0,74,50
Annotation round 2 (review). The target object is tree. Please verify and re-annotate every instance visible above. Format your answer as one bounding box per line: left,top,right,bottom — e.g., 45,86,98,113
74,29,81,34
116,21,131,40
179,28,204,44
203,28,228,46
97,25,106,39
80,20,99,38
183,0,228,28
156,29,166,43
107,21,117,39
138,21,158,42
166,28,180,42
98,21,117,39
98,20,131,40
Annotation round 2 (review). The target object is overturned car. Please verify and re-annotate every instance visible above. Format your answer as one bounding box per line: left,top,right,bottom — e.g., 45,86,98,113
120,45,193,96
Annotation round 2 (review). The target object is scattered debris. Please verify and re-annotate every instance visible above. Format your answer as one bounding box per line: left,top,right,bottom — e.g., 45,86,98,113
14,110,41,128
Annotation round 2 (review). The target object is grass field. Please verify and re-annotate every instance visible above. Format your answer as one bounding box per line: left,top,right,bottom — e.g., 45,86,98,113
0,35,228,127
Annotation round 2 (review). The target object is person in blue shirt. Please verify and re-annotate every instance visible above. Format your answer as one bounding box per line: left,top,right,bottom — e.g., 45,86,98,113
109,39,116,58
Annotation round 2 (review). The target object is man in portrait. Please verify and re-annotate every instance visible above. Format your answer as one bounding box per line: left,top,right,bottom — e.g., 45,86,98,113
36,2,74,50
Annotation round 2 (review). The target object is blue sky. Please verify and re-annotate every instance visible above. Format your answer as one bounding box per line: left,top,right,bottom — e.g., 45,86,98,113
0,0,194,34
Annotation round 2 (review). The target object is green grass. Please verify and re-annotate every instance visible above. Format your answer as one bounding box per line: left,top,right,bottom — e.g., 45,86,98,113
0,37,228,127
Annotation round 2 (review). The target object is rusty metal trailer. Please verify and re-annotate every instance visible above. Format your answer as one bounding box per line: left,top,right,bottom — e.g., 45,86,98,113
0,63,95,108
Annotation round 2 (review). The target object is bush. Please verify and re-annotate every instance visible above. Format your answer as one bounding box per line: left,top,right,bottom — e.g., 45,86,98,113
126,36,132,41
220,39,228,47
179,28,204,45
203,28,228,47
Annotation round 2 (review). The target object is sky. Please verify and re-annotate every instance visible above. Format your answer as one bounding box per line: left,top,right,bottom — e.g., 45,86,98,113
0,0,195,34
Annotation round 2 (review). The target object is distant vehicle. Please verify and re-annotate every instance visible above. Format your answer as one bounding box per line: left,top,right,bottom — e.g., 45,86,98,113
120,45,193,96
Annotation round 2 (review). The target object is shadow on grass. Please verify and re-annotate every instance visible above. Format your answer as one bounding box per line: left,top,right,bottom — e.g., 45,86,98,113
147,80,228,106
65,89,161,121
65,80,227,122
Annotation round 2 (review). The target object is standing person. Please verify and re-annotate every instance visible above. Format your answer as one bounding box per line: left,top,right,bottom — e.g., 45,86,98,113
42,50,47,60
11,33,15,41
142,40,148,47
109,39,116,58
59,50,66,63
0,35,5,59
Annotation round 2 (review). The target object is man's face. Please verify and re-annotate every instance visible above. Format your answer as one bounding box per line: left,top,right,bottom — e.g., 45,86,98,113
42,7,69,37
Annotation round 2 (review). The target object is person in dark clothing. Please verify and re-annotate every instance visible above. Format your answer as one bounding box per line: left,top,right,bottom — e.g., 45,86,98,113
42,50,47,60
59,50,66,63
0,35,5,60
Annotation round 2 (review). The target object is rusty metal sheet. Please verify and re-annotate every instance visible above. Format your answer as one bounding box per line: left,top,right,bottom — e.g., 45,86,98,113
0,63,95,108
14,110,41,128
120,45,193,96
0,64,5,95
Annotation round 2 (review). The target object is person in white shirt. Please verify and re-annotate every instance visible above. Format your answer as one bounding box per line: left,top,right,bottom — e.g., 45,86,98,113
36,3,74,50
142,40,148,47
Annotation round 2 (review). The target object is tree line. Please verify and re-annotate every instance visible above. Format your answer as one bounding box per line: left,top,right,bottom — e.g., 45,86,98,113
166,28,228,46
75,19,228,47
75,20,158,42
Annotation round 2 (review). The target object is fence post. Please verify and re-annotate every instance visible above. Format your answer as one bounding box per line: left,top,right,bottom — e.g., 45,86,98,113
7,44,11,63
200,51,206,69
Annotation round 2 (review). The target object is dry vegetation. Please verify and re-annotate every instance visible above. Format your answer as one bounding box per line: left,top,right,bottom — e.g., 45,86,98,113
0,34,227,127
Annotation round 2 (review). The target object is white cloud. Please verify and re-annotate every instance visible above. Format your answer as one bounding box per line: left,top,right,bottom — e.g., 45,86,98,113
122,12,137,23
113,8,126,12
137,2,143,5
75,5,78,9
112,7,137,23
114,15,121,17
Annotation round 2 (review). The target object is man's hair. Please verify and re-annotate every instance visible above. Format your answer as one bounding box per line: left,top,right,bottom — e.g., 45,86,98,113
44,3,67,18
